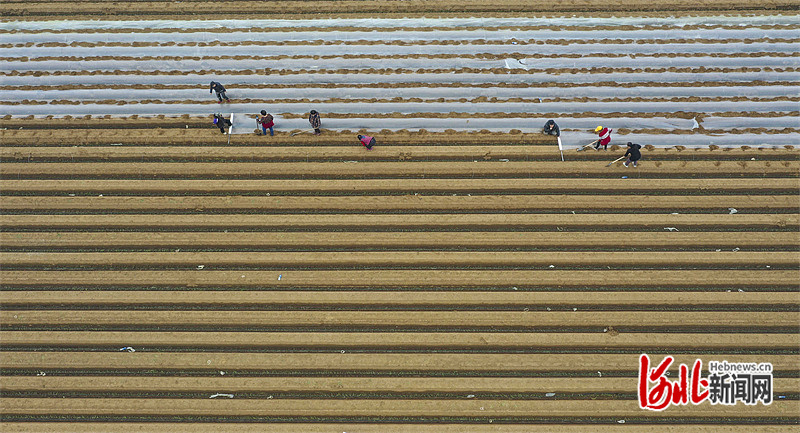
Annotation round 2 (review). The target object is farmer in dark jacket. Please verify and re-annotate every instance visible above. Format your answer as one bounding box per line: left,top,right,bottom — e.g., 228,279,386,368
543,119,560,137
623,142,642,167
309,110,321,135
209,81,230,103
213,113,231,134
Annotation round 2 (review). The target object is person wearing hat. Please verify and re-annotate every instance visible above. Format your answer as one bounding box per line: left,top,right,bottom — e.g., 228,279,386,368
212,113,231,134
357,134,375,150
543,119,560,137
209,81,230,103
594,125,612,150
257,110,274,136
309,110,321,135
623,142,642,167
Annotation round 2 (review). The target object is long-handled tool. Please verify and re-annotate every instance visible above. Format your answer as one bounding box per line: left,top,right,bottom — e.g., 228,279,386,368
227,113,233,145
577,140,598,152
606,155,626,167
557,136,564,162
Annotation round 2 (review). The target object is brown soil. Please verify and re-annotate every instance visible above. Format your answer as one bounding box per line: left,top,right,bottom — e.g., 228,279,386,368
2,0,799,21
2,2,799,431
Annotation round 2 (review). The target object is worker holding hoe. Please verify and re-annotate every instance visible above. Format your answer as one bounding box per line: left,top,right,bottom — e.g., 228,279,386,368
594,125,612,150
623,142,642,167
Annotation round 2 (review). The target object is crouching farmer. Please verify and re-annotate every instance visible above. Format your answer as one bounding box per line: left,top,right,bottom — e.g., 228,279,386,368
543,119,560,136
213,113,231,134
357,134,375,150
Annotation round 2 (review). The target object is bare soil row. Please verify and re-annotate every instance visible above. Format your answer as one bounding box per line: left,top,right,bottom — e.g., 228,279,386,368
4,179,796,194
1,213,795,231
5,251,797,269
3,232,793,250
4,23,796,36
4,161,797,178
5,290,798,306
3,0,799,19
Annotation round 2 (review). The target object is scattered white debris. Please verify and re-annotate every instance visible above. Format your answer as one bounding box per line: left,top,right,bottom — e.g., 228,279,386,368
341,350,346,354
716,249,722,252
545,392,556,397
175,249,180,252
548,265,555,268
37,372,46,376
512,286,518,291
664,227,678,231
120,346,135,352
617,420,626,424
766,265,771,268
691,117,700,129
109,143,124,146
278,274,282,281
738,289,744,292
467,394,476,398
480,407,485,411
98,194,103,197
209,393,234,399
523,308,530,312
546,307,551,311
267,395,273,399
68,193,75,197
219,371,226,376
621,176,628,179
732,248,740,252
498,158,509,162
603,328,608,333
729,208,738,214
779,395,786,399
344,160,358,163
571,211,575,214
572,307,578,311
670,212,679,215
750,157,756,161
597,371,603,377
196,265,204,270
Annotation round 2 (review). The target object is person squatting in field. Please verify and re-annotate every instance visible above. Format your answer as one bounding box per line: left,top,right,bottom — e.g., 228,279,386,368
258,110,275,136
624,142,642,167
543,119,560,137
309,110,322,135
212,113,231,134
594,125,612,150
357,134,375,150
209,81,230,103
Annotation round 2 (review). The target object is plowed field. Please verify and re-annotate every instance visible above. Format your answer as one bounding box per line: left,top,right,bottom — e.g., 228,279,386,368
1,1,799,432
